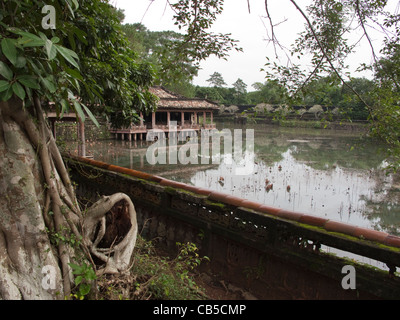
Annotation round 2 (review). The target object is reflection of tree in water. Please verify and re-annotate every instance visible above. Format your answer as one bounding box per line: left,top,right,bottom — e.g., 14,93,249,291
252,128,311,165
363,200,400,236
254,142,286,165
282,134,400,235
362,173,400,236
289,137,386,171
250,123,386,170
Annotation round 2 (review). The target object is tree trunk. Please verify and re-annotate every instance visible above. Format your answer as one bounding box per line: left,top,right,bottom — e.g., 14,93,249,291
0,97,137,300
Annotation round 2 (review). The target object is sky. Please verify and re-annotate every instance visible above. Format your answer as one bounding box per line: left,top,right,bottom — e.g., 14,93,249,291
112,0,387,89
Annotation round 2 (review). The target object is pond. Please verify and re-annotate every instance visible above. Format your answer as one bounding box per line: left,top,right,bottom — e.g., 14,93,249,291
65,121,400,237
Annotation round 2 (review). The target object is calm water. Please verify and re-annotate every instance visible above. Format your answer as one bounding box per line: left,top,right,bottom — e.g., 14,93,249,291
67,122,400,237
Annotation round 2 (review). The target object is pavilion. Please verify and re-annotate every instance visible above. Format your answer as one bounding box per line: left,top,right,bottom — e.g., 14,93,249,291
109,86,219,141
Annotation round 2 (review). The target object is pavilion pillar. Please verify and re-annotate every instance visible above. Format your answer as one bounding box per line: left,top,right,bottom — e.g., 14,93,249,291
167,111,171,127
152,111,156,129
181,111,184,128
77,118,86,157
140,111,144,127
210,111,213,126
203,111,206,126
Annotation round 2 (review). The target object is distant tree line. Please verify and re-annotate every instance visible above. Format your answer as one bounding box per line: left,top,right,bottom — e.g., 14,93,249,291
194,72,374,120
122,23,383,121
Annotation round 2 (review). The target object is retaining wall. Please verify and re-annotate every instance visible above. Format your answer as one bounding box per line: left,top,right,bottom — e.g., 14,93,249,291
65,155,400,299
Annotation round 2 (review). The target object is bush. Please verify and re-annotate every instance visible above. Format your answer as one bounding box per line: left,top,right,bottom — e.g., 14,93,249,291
97,236,209,300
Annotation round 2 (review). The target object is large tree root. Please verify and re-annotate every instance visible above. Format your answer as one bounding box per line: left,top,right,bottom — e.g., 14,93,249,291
83,193,138,275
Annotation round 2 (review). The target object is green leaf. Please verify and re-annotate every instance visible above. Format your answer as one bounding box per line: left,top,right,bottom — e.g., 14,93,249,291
1,38,17,65
65,0,76,18
68,262,82,273
17,75,40,89
20,38,45,47
60,99,70,116
55,45,80,69
15,56,26,68
0,86,13,101
0,80,10,92
18,31,46,47
73,27,87,45
45,39,57,60
38,31,47,42
73,100,85,122
24,85,32,101
0,61,13,81
79,283,91,296
41,76,57,93
65,67,83,81
67,32,76,51
75,275,83,286
12,82,26,100
71,0,79,10
82,103,99,127
86,269,97,281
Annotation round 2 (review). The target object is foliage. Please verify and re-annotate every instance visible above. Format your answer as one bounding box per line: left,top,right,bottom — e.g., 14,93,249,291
232,78,248,104
171,0,242,63
195,74,250,105
120,1,241,97
372,21,400,165
69,261,97,300
0,0,158,129
97,236,209,300
340,77,375,120
207,71,227,88
121,23,198,95
166,0,241,94
248,80,288,105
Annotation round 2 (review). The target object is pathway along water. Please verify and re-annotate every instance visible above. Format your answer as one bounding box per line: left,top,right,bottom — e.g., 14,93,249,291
64,122,400,241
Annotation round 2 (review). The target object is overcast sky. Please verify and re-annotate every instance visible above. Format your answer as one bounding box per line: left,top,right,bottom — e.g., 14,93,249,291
112,0,386,89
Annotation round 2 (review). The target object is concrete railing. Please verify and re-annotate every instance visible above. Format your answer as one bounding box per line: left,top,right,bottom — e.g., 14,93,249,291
65,155,400,299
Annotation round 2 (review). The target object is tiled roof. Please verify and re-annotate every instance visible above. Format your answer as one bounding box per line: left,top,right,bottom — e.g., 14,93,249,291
149,86,179,99
149,86,219,110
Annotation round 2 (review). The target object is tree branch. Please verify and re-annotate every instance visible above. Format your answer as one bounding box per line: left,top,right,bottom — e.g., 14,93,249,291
265,0,279,59
355,0,378,65
289,0,374,117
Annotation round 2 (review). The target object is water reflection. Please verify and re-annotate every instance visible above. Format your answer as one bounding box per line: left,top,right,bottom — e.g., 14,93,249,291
65,123,400,236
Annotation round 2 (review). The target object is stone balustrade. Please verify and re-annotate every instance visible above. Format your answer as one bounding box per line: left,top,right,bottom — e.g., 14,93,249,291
65,155,400,299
